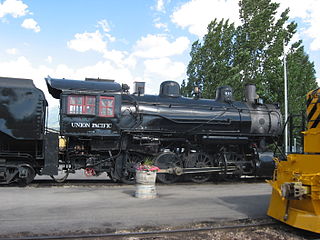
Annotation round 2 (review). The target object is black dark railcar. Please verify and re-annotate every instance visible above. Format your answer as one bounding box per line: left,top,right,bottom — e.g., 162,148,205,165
0,77,58,184
46,77,282,184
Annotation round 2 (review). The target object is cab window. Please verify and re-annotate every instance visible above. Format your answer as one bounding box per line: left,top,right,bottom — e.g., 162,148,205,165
99,96,114,117
67,95,95,115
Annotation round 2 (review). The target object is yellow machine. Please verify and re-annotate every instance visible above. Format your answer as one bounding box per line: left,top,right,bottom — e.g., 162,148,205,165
268,88,320,233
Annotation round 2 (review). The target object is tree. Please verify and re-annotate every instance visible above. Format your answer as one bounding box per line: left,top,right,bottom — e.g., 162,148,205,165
185,19,240,99
236,0,297,100
286,42,317,115
183,0,318,115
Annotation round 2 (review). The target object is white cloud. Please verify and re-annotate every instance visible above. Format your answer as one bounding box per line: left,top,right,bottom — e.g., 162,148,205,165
0,56,63,127
133,34,190,58
21,18,40,32
47,61,135,88
67,30,131,67
0,56,137,124
309,37,320,51
276,0,314,19
171,0,320,54
0,55,138,97
68,19,118,55
144,57,186,79
46,56,53,63
0,56,55,103
65,28,189,96
75,61,134,83
67,30,107,53
275,0,320,51
142,58,186,95
0,0,29,18
155,0,165,13
107,34,116,42
153,16,169,32
6,48,17,55
97,19,116,42
154,22,168,31
102,49,129,65
98,19,111,32
171,0,240,37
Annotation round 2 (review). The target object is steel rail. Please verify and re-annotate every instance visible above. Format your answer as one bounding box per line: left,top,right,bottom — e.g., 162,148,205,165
0,220,278,240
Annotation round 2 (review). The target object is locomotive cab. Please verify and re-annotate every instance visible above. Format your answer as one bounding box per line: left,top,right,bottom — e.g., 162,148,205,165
59,93,121,137
45,77,123,153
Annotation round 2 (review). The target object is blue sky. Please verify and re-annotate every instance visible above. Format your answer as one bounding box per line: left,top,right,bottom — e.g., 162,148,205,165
0,0,319,112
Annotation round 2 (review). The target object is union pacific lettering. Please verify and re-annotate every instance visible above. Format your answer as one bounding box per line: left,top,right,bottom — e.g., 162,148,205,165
71,122,90,128
71,122,112,129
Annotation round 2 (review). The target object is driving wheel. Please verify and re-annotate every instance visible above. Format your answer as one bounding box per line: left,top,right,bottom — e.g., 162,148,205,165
154,152,181,184
120,152,144,184
186,152,213,183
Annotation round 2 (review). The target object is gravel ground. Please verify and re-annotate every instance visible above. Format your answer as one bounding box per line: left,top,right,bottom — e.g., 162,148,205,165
115,219,317,240
0,218,317,240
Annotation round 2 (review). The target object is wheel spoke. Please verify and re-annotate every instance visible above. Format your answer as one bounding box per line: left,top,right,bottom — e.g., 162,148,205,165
120,152,144,184
155,152,181,184
186,152,213,183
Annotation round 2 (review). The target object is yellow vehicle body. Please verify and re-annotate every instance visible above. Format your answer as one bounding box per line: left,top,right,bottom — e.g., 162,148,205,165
267,88,320,233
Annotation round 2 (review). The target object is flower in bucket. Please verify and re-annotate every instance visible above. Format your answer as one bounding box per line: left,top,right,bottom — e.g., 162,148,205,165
136,164,160,172
136,158,160,172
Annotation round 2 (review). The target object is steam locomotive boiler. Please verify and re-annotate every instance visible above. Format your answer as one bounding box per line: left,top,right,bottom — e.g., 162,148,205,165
46,77,282,184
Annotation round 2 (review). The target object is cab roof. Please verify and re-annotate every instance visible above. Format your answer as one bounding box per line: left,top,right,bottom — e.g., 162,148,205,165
45,76,122,99
0,77,36,89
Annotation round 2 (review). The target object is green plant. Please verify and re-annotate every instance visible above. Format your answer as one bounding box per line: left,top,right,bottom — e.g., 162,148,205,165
143,157,154,166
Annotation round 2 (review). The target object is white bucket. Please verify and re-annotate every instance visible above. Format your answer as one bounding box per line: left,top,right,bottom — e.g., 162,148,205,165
135,184,157,199
136,171,156,184
135,171,157,199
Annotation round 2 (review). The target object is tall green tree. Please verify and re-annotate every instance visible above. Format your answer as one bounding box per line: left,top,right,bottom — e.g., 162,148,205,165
286,42,317,115
236,0,297,100
186,19,240,99
183,0,318,115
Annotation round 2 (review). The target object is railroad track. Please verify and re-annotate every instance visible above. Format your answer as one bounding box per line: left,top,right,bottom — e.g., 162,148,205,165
2,218,319,240
0,220,280,240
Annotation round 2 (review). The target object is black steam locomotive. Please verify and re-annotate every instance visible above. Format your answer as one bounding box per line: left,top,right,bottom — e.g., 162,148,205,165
0,76,282,184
